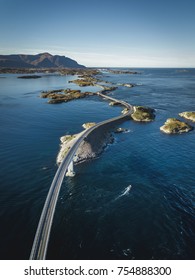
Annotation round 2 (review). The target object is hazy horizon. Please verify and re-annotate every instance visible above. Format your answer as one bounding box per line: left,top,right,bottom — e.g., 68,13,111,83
1,0,195,67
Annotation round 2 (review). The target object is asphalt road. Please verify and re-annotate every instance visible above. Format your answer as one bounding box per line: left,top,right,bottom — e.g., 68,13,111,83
30,92,133,259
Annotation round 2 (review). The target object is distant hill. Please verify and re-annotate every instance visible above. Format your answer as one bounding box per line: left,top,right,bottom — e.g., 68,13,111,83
0,52,85,68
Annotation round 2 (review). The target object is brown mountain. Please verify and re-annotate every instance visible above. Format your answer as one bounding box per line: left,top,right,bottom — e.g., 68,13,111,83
0,52,85,68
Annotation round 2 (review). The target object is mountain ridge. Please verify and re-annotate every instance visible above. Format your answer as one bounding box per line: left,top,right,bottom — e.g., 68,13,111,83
0,52,85,68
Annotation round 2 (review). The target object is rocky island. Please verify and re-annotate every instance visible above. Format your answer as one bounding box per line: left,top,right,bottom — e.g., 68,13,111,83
57,123,113,165
69,74,119,93
114,127,129,133
131,106,155,122
160,118,193,134
40,88,93,104
82,123,96,129
17,75,42,79
69,75,98,87
40,72,119,104
179,111,195,122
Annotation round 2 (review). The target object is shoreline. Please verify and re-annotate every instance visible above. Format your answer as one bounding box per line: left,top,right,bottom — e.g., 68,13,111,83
57,125,114,165
55,71,157,165
56,91,133,165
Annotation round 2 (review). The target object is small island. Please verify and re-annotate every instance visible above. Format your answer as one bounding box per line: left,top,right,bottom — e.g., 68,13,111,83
118,83,135,88
40,89,93,104
82,122,96,129
114,127,128,133
57,123,113,165
160,118,193,134
17,75,42,79
69,76,97,87
131,106,155,122
179,111,195,122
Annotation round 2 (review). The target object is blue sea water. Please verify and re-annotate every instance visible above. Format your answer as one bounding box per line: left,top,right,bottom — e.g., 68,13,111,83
0,69,194,260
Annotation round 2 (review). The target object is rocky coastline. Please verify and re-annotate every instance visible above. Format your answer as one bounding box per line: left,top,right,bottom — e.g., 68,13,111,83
160,118,193,134
57,123,114,165
4,62,194,169
0,67,100,75
68,75,97,87
179,111,195,122
131,106,155,122
82,123,96,129
40,88,93,104
39,71,119,104
37,68,194,164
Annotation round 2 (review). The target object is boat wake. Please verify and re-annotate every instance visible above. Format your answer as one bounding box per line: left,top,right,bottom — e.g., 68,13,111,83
114,185,132,201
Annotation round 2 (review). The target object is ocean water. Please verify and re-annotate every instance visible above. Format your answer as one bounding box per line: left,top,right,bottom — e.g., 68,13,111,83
0,69,194,260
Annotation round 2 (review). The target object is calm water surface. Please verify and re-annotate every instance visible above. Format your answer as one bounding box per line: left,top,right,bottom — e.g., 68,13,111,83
0,69,194,259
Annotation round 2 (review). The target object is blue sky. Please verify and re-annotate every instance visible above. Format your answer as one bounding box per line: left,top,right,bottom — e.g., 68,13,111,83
1,0,195,67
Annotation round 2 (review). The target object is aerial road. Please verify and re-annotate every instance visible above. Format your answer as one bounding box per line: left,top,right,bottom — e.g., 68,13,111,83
30,92,133,260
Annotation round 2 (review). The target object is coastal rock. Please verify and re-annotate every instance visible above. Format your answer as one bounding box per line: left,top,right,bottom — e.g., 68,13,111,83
82,122,96,129
100,86,118,94
114,127,128,133
109,101,120,106
131,106,155,122
121,108,129,114
41,89,65,96
48,99,66,104
69,75,97,86
160,118,193,134
179,111,195,122
57,129,113,165
123,83,134,87
40,88,93,104
57,134,79,163
118,83,134,88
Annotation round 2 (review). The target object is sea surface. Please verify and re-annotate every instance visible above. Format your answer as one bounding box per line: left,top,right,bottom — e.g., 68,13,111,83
0,69,194,260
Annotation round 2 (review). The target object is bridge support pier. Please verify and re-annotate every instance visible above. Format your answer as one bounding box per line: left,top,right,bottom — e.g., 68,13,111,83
66,160,75,177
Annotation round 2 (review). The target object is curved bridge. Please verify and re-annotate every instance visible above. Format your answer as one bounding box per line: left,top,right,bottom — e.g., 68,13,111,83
30,92,133,259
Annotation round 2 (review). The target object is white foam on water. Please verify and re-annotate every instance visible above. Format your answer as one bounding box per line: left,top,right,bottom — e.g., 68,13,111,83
115,185,132,201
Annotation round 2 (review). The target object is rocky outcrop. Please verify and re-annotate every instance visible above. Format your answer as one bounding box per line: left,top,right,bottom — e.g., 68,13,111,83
100,86,118,94
40,89,93,104
179,112,195,122
82,123,96,129
109,101,121,106
131,106,155,122
39,70,119,104
160,118,193,134
69,77,96,87
114,127,128,133
57,134,80,164
57,126,113,165
121,108,129,114
118,83,134,88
